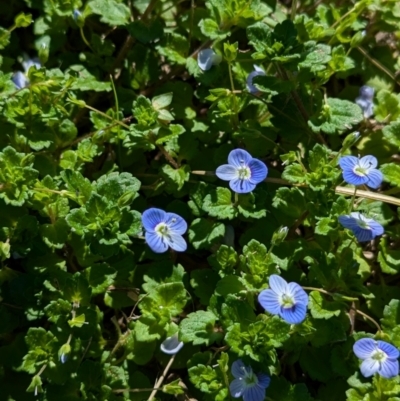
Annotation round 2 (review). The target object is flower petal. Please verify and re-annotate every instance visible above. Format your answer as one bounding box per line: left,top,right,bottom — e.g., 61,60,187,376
366,169,383,189
343,170,368,186
242,384,266,401
229,178,256,194
359,155,378,170
360,358,380,377
164,232,187,252
145,232,168,253
160,335,184,355
368,221,384,237
353,338,376,359
287,282,308,306
339,156,358,171
379,359,399,379
246,70,265,94
256,373,271,389
231,359,248,379
359,85,374,100
142,208,167,231
216,164,238,181
268,274,288,295
165,213,187,235
228,149,253,168
229,378,244,398
352,226,373,242
338,215,360,230
377,341,400,359
12,71,28,89
198,49,215,71
258,289,281,315
248,159,268,184
280,303,307,324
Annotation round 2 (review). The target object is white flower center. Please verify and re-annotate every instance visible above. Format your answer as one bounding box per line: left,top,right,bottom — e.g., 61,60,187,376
281,293,295,309
353,166,367,177
371,349,387,363
237,166,251,180
355,218,370,230
239,366,258,388
155,222,170,237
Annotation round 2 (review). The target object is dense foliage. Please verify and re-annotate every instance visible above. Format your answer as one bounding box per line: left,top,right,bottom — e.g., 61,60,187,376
2,0,400,400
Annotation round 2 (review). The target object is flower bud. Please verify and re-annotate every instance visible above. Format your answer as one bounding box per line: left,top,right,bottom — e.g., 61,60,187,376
73,10,85,28
342,131,360,149
38,43,49,65
58,343,71,364
271,226,288,246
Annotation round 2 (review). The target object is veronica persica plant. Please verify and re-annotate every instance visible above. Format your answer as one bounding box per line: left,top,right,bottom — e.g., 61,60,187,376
355,85,374,118
142,208,187,253
12,56,40,89
216,149,268,194
197,49,222,71
258,275,309,324
353,338,399,378
246,65,266,94
339,155,383,189
229,359,270,401
338,212,384,242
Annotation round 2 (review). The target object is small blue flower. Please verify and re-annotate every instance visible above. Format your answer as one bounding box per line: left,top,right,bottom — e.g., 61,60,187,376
160,334,184,355
353,338,399,378
197,49,222,71
246,65,266,94
12,56,41,89
339,155,383,189
258,275,308,325
338,212,384,242
229,359,270,401
216,149,268,194
355,85,374,118
73,9,82,20
142,208,187,253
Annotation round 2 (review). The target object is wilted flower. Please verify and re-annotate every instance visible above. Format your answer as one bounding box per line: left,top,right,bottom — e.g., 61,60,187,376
271,226,289,246
338,212,384,242
160,334,184,355
58,343,71,364
12,56,41,89
353,338,399,378
355,85,374,118
339,155,383,189
197,49,222,71
246,65,266,94
216,149,268,194
258,274,308,324
142,208,187,253
229,359,270,401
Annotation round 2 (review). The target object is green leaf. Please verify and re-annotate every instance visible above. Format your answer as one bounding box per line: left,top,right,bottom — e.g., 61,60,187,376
298,43,332,73
381,163,400,186
282,164,307,185
208,245,238,277
88,0,130,26
309,98,363,134
382,121,400,149
224,42,238,62
190,269,219,305
308,291,342,319
84,263,117,296
61,169,93,205
162,379,185,395
180,310,221,345
375,90,400,122
202,187,236,219
14,12,32,28
188,218,225,249
152,92,173,110
140,282,187,319
68,313,87,328
161,164,190,191
199,18,229,40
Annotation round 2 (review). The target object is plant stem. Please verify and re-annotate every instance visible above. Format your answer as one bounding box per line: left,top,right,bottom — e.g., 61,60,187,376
147,354,176,401
350,306,382,333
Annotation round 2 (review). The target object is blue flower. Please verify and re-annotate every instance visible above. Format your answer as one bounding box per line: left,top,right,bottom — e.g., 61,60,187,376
160,334,184,355
246,65,266,94
339,155,383,189
142,208,187,253
73,9,82,20
338,212,384,242
12,56,41,89
353,338,399,378
216,149,268,194
229,359,270,401
197,49,222,71
355,85,374,118
258,275,308,325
